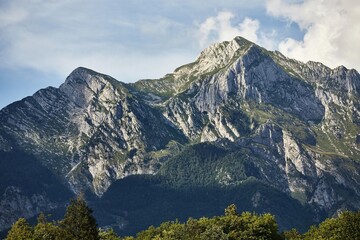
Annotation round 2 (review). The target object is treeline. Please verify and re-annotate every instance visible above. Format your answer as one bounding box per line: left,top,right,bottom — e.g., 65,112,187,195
5,196,360,240
5,195,102,240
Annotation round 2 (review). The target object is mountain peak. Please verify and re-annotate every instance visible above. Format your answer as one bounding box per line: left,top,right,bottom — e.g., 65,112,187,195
71,66,94,74
199,36,253,56
59,67,116,107
196,36,254,69
64,67,102,85
2,34,360,234
171,36,255,81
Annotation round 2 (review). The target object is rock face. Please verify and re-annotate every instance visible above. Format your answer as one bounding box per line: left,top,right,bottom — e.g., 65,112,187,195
1,36,360,232
0,186,58,230
1,68,185,195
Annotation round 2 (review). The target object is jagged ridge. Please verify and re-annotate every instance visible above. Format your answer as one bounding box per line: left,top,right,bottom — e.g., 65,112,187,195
1,36,360,233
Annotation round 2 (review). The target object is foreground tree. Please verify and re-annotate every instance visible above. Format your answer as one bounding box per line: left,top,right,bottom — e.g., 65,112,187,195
283,210,360,240
60,195,100,240
6,218,33,240
132,204,283,240
33,213,64,240
7,199,360,240
282,228,302,240
303,211,360,240
99,228,121,240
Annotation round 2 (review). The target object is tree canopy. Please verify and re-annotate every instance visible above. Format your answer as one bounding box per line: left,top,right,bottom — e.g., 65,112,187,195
6,195,99,240
5,200,360,240
60,195,99,240
132,204,283,240
299,210,360,240
6,218,33,240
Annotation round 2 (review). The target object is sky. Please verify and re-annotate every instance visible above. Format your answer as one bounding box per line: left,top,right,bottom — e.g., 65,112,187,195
0,0,359,109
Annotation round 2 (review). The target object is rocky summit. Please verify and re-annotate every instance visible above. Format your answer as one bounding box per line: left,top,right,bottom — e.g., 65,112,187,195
1,36,360,234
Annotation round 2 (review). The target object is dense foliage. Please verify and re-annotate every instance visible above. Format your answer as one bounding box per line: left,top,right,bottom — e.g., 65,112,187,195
6,196,99,240
100,143,315,235
60,195,99,240
130,204,283,240
6,198,360,240
127,209,360,240
284,210,360,240
5,218,33,240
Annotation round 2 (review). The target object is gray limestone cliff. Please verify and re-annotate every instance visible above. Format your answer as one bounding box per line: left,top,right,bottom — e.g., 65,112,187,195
1,36,360,231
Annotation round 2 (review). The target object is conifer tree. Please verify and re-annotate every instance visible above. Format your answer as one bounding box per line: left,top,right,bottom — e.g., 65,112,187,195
60,194,99,240
6,218,33,240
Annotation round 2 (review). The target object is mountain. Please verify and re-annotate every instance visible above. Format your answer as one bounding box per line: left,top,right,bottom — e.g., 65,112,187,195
1,36,360,235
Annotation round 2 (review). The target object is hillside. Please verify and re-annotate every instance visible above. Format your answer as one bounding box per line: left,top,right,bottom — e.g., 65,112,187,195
1,36,360,234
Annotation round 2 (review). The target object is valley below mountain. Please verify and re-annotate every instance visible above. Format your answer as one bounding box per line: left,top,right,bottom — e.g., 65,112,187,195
1,36,359,235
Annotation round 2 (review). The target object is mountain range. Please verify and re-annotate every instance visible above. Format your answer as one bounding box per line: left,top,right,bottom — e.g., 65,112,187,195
1,36,360,235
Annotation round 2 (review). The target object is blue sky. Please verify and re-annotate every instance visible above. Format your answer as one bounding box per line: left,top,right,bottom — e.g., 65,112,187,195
0,0,359,109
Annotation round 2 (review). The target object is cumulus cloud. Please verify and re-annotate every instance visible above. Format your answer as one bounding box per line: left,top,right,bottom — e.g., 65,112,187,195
198,11,276,50
266,0,360,70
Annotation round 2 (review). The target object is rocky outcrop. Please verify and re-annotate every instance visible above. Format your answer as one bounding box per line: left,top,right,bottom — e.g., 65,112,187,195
157,37,360,215
1,36,360,231
233,121,360,213
0,67,185,197
0,187,58,231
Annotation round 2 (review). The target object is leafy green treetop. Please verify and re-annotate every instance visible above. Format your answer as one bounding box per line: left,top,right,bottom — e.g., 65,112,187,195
99,228,121,240
224,204,237,216
283,210,360,240
33,212,64,240
303,211,360,240
131,204,283,240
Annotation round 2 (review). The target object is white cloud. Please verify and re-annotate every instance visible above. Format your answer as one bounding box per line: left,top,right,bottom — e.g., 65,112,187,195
197,11,276,50
237,17,260,43
266,0,360,70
